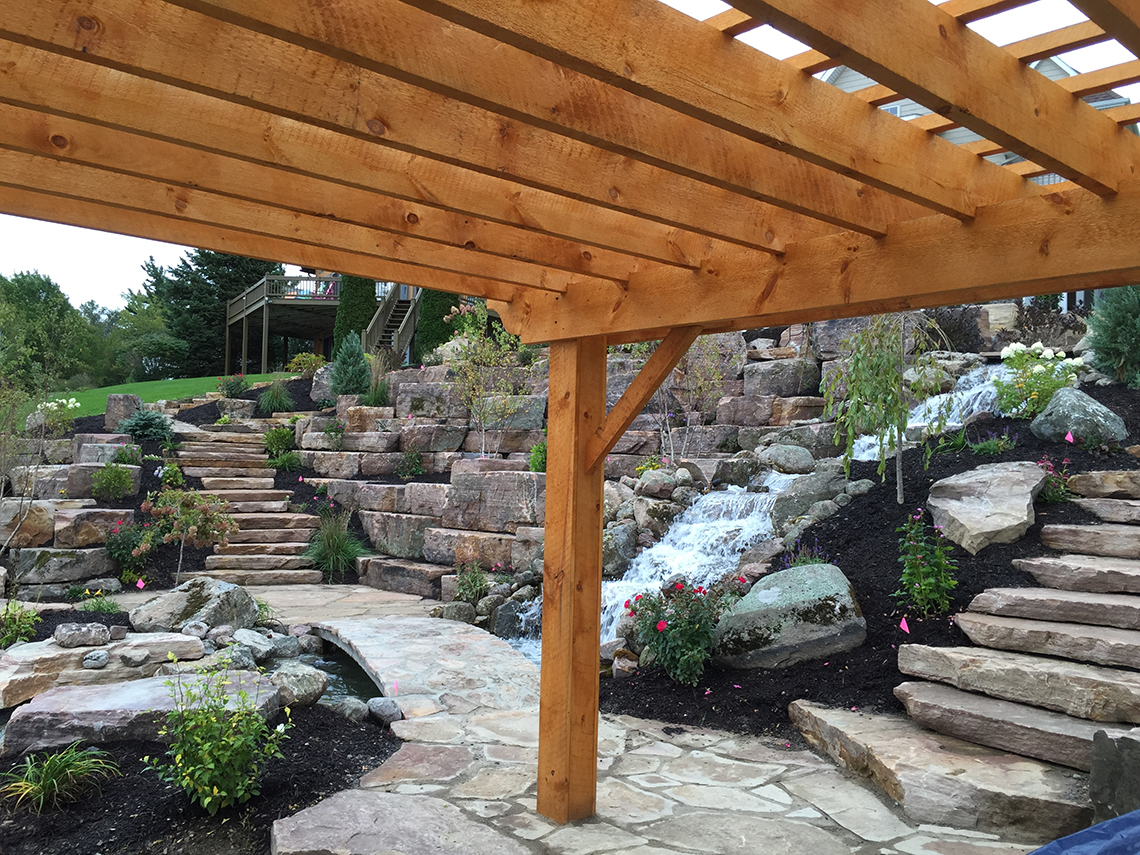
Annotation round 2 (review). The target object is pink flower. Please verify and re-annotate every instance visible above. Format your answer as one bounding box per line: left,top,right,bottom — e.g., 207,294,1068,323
674,582,683,590
656,620,668,632
634,594,642,601
624,599,631,608
738,576,746,584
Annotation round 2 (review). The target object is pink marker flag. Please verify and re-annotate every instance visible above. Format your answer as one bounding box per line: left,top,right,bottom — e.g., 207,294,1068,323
136,579,146,589
393,679,398,696
1065,431,1074,443
900,617,910,634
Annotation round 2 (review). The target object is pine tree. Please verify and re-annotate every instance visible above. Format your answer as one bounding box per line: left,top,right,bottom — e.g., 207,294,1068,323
332,276,378,354
1087,285,1140,388
329,334,371,396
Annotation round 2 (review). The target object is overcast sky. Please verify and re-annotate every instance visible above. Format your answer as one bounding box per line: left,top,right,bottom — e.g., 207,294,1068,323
1,0,1135,311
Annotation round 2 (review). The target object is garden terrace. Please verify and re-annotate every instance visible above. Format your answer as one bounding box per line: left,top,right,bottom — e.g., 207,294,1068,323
4,0,1140,824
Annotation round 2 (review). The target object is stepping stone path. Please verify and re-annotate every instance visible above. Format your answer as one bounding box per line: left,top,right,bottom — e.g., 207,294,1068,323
274,616,1041,854
177,427,322,585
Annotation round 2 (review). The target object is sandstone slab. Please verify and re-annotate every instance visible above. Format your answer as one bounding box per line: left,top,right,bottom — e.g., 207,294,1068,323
129,578,260,633
360,556,447,597
639,811,849,855
668,424,739,455
405,482,453,517
66,464,141,500
0,498,57,548
927,462,1046,555
1090,729,1140,822
7,465,70,499
359,743,476,785
441,471,544,534
743,358,821,398
461,429,545,454
325,480,407,513
422,528,514,569
1068,470,1140,499
1040,524,1140,559
956,612,1140,670
53,508,124,548
715,395,775,427
1014,554,1140,594
400,424,467,453
789,701,1093,841
104,394,141,431
9,547,114,584
1073,498,1140,523
969,587,1140,631
770,395,826,426
395,383,469,421
341,431,401,453
359,511,438,559
899,644,1140,724
308,451,363,479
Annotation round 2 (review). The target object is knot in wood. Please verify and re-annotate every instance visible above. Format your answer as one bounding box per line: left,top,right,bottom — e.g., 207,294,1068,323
77,15,99,31
405,212,419,224
365,119,387,136
607,186,619,200
50,134,69,149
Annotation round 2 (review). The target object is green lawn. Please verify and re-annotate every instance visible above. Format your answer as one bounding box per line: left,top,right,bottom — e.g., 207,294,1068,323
38,373,296,418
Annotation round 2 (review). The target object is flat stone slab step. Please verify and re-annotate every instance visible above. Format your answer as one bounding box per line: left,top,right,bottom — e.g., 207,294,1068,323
1014,554,1140,594
178,443,265,455
204,554,314,570
1073,498,1140,524
176,456,268,468
899,645,1140,724
200,477,276,491
894,681,1135,771
180,428,268,440
968,587,1140,631
183,467,277,478
358,556,448,598
230,513,318,530
1040,524,1140,559
227,501,291,514
185,568,323,586
1068,470,1140,499
956,612,1140,670
227,528,316,544
200,490,293,502
216,542,310,556
788,700,1093,841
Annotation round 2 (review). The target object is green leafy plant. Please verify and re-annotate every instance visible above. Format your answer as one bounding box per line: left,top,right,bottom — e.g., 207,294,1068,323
968,428,1017,456
105,520,149,580
77,595,122,614
895,508,959,617
994,341,1082,417
635,455,662,476
255,597,276,625
629,579,739,686
0,598,41,648
139,489,239,582
1086,284,1140,388
264,426,295,456
258,380,295,415
322,418,346,450
268,450,303,472
329,335,371,397
1,742,120,814
935,426,969,455
145,668,291,815
159,462,185,489
360,379,389,408
315,397,335,410
217,372,250,397
117,410,174,444
91,462,134,503
528,439,547,473
111,444,142,467
285,352,327,380
396,450,424,479
215,414,233,425
779,538,831,569
315,483,328,496
304,508,368,583
456,561,491,604
1037,454,1073,503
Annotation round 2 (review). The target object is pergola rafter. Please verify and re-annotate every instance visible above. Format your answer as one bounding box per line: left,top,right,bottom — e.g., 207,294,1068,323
2,0,1140,827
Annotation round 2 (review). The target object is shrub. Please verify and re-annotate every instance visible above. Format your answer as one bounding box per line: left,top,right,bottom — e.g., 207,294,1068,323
779,538,830,569
456,562,490,604
217,373,250,397
258,380,295,416
304,509,368,583
528,440,547,473
77,595,122,614
329,335,370,397
968,428,1016,456
926,305,984,353
92,462,134,503
268,450,303,472
413,288,458,364
332,277,378,355
105,520,149,578
139,489,239,581
629,579,738,686
635,455,662,476
322,418,345,450
1037,454,1073,503
360,379,389,408
396,450,424,479
1087,285,1140,388
145,669,291,815
159,462,185,489
264,426,295,456
994,341,1082,418
215,414,232,425
286,352,327,380
34,397,81,437
112,444,142,467
0,599,41,648
1,743,119,814
895,508,958,617
117,410,174,443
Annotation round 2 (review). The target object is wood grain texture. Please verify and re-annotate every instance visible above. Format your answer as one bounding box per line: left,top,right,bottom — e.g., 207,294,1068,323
1070,0,1140,58
538,337,606,823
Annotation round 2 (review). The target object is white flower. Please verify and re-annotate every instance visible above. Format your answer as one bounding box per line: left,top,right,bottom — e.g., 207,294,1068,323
1072,356,1084,366
1000,345,1012,360
1042,348,1054,360
1031,341,1045,353
1032,364,1046,374
1056,351,1065,359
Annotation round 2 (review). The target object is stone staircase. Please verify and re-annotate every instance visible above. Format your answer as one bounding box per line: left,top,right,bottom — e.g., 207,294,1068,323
894,469,1140,775
176,429,322,585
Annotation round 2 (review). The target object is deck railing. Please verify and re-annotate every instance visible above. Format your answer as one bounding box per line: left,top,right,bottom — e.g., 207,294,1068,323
227,275,400,324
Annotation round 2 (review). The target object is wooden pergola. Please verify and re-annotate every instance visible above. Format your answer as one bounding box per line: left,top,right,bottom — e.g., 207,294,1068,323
4,0,1140,823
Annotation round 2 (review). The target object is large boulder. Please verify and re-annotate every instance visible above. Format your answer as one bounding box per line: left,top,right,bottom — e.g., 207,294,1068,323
769,466,849,536
712,452,763,486
441,471,545,534
53,508,123,548
104,394,142,432
0,499,62,549
602,521,638,579
636,468,677,499
269,661,329,706
714,563,866,669
603,479,635,524
1031,388,1128,444
632,496,683,538
9,547,115,584
758,422,845,459
479,395,546,430
715,395,775,427
927,462,1047,555
129,578,260,633
757,444,814,474
743,359,821,398
310,363,335,405
395,382,469,420
400,425,467,453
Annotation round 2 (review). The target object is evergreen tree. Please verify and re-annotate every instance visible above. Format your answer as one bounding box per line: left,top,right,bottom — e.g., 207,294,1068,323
332,276,378,354
1087,285,1140,388
413,289,459,363
329,334,371,396
146,251,281,377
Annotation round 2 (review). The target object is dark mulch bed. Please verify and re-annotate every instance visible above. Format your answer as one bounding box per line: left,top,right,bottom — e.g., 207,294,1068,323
600,384,1140,743
0,705,401,855
176,378,324,426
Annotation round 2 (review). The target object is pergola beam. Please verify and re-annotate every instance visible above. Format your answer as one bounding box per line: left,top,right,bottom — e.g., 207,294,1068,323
742,0,1140,195
1069,1,1140,59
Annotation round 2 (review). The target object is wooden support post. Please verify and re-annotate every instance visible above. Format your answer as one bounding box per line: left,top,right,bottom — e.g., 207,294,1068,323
241,316,249,375
224,324,231,375
538,336,607,824
261,304,270,374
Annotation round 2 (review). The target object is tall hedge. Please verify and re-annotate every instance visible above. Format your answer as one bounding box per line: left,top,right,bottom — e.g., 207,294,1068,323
413,289,460,363
332,276,378,354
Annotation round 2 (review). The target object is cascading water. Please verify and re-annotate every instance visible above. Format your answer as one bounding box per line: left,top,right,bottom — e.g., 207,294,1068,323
853,362,1011,461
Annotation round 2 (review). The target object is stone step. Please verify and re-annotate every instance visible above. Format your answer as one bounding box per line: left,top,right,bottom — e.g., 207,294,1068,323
955,612,1140,670
357,556,447,599
183,467,277,478
200,490,293,502
227,528,317,544
898,645,1140,724
204,554,314,571
176,455,268,468
215,542,310,556
1014,554,1140,594
969,587,1140,631
230,512,319,530
200,477,276,491
181,427,266,440
1068,470,1140,499
178,443,265,454
788,700,1093,841
1040,524,1140,559
1073,498,1140,524
226,500,291,514
894,681,1134,771
185,568,323,586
